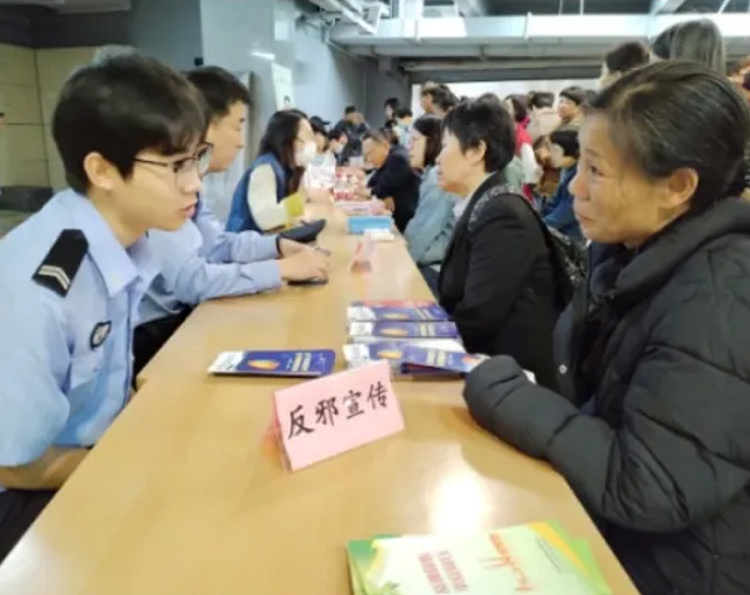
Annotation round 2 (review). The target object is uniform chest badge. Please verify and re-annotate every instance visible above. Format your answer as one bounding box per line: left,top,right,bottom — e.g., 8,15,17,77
90,321,112,350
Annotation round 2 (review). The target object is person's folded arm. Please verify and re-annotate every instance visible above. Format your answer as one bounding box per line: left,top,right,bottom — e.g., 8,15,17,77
452,204,538,353
193,200,279,264
247,164,288,231
405,182,456,264
149,229,282,303
464,304,750,533
0,447,88,491
171,257,282,303
0,286,74,489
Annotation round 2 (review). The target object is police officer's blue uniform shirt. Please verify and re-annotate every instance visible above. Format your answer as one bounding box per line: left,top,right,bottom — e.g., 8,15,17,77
0,190,159,485
139,199,282,325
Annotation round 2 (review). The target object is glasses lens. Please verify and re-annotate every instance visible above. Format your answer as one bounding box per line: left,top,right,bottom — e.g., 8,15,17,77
198,145,213,175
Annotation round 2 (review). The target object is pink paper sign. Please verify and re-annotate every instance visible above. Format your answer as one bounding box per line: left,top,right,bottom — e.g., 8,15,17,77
274,360,405,471
349,233,376,272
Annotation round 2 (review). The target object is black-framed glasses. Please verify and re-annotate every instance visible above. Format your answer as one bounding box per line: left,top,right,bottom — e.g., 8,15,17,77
134,144,213,189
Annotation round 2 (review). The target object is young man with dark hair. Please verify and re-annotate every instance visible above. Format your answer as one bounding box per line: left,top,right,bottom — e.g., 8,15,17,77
0,53,208,562
333,105,368,162
599,41,650,89
135,66,326,375
420,85,458,117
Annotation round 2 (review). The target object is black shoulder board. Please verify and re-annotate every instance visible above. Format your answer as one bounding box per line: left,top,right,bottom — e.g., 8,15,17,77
32,229,89,297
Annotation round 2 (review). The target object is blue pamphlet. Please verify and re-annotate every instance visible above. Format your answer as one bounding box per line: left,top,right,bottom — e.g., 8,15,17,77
208,350,336,378
348,321,460,342
400,345,489,376
347,301,449,322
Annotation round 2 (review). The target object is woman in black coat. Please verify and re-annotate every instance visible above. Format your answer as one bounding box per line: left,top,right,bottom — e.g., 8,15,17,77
436,98,560,389
362,128,420,233
463,62,750,595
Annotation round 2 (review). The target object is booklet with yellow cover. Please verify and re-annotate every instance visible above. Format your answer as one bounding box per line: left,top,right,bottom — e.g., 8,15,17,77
347,522,611,595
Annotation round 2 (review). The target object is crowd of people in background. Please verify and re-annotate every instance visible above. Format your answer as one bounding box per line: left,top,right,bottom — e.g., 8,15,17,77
2,13,750,595
232,17,750,595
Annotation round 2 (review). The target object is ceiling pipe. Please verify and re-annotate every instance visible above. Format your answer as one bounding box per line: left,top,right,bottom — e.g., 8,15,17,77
650,0,687,13
332,12,750,44
306,0,376,34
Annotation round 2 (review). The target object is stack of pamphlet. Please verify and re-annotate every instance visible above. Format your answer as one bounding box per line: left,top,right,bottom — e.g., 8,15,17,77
344,301,480,377
347,521,612,595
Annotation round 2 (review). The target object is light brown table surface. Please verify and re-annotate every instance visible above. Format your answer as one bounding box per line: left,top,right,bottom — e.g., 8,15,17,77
0,203,639,595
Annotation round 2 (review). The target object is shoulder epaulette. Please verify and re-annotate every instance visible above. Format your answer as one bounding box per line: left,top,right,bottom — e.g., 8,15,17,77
32,229,88,297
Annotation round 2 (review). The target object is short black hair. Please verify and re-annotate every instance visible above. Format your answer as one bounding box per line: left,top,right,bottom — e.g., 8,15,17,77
549,127,580,159
504,94,528,123
559,86,586,106
186,66,250,122
394,107,413,119
605,42,650,75
384,97,400,110
53,53,206,194
345,105,357,115
412,114,443,168
528,91,555,109
421,86,458,112
477,92,502,106
443,98,516,173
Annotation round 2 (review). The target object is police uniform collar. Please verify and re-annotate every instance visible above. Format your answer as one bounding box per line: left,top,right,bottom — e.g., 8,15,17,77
63,191,159,297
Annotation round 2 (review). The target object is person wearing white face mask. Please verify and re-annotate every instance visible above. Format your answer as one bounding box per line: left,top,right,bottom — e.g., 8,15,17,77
137,70,328,376
303,115,338,193
226,109,316,233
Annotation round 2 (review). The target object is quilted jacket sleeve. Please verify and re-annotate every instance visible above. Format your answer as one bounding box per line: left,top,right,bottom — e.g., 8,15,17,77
464,293,750,533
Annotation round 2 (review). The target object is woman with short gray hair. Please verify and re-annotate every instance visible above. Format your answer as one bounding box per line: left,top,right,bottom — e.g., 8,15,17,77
651,18,726,74
463,61,750,595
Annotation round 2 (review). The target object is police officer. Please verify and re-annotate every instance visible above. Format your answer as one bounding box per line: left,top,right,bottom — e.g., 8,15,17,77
134,66,330,375
0,53,208,562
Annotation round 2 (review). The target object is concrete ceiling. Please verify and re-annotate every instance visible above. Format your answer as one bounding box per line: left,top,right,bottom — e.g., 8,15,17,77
326,0,750,81
432,0,750,15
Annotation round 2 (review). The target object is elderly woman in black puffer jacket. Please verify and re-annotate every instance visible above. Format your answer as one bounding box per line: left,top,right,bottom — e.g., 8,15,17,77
463,62,750,595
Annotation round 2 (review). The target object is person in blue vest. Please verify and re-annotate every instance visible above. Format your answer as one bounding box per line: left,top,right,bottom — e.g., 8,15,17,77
0,53,207,563
134,68,329,376
543,127,584,242
226,110,317,233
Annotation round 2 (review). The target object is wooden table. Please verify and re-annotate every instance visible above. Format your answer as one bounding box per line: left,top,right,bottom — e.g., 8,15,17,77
0,204,639,595
137,203,431,389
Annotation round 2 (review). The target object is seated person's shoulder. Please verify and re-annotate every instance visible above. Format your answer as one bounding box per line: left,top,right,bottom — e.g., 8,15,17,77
472,185,536,227
0,214,89,303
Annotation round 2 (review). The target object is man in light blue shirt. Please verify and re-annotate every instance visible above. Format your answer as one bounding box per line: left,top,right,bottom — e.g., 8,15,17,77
135,67,330,374
0,54,209,563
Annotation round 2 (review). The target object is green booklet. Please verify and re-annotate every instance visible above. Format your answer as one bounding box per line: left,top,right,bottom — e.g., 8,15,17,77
347,522,612,595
